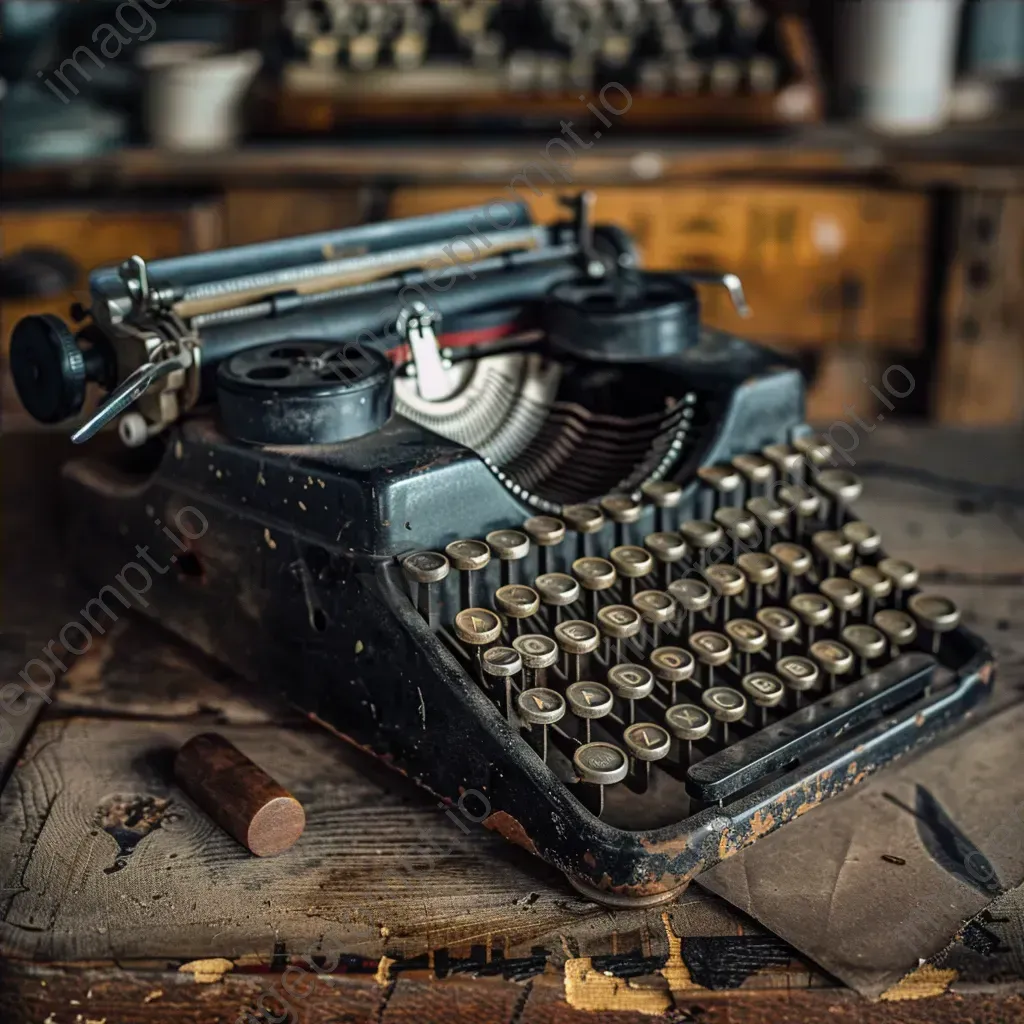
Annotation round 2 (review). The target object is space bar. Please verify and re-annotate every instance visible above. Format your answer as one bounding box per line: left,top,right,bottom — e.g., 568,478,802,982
686,653,937,802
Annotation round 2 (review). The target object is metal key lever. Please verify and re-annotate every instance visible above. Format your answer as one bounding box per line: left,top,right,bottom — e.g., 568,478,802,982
398,302,450,401
71,354,189,444
681,271,752,318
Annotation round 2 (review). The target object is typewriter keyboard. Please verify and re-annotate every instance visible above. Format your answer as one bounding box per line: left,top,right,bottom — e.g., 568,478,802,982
401,436,964,831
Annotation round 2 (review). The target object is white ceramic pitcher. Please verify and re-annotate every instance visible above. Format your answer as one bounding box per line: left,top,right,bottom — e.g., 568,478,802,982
138,43,262,151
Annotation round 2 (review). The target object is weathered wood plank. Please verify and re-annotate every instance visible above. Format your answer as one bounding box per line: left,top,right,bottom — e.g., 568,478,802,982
0,719,757,966
1,960,1022,1024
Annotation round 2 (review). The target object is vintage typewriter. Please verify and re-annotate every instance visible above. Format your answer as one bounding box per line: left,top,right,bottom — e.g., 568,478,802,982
10,197,993,905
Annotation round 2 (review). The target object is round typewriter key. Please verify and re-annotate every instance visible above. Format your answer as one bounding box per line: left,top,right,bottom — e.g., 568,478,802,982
789,592,833,646
742,671,785,725
554,619,601,681
574,742,629,816
632,590,676,648
762,443,803,480
566,681,614,743
746,497,788,548
562,503,605,557
486,529,531,586
513,633,559,689
850,564,892,621
770,541,813,599
878,558,920,609
641,480,683,532
777,654,820,703
454,607,502,646
402,550,449,585
644,531,688,587
607,663,655,723
819,576,863,632
454,607,502,681
689,630,733,689
776,483,820,538
702,686,748,743
446,539,492,609
535,571,580,629
810,639,855,691
756,606,800,661
714,507,759,561
446,539,491,571
601,494,642,546
842,624,887,674
669,577,713,635
725,618,768,675
703,563,746,624
816,469,863,526
907,593,961,654
623,722,672,761
873,609,918,655
812,530,854,578
623,721,672,786
483,646,523,718
843,520,882,558
610,545,654,602
524,515,566,574
601,494,642,523
793,432,834,470
402,550,450,624
737,552,780,609
733,452,774,496
523,515,565,547
641,480,683,509
650,646,695,704
665,702,712,740
495,584,541,638
697,465,741,517
665,703,712,761
597,604,642,663
535,573,578,604
482,645,522,678
516,687,565,764
572,556,617,620
680,519,726,568
572,557,617,590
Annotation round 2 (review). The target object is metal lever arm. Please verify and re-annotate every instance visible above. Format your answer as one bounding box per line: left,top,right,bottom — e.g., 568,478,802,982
71,356,186,444
683,271,752,318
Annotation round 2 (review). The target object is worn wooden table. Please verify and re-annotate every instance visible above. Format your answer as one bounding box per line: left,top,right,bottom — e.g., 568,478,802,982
1,427,1022,1024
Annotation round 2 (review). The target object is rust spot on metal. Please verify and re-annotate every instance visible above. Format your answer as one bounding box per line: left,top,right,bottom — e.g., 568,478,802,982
482,810,539,856
748,809,775,839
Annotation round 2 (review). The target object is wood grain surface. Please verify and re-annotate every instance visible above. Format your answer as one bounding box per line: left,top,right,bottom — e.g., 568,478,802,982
0,427,1021,1023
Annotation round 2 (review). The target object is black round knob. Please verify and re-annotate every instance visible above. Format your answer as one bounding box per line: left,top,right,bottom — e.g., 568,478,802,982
544,272,700,363
10,314,89,424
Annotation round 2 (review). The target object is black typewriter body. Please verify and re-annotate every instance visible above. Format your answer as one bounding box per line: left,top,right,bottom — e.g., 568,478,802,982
13,200,995,903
